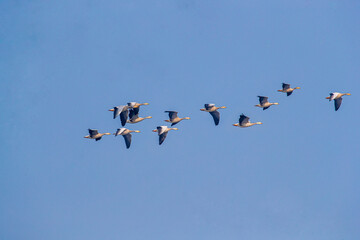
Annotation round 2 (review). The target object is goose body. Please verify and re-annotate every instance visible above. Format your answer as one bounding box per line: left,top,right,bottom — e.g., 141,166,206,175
233,114,262,128
278,83,300,96
326,92,351,111
255,96,279,110
114,128,140,149
152,126,178,145
200,103,226,125
164,111,190,126
84,129,111,141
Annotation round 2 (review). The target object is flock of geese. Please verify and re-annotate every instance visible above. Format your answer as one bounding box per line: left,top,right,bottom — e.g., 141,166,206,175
84,83,351,148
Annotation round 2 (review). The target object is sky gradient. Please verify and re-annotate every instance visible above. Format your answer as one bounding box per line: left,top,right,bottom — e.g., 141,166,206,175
1,1,360,239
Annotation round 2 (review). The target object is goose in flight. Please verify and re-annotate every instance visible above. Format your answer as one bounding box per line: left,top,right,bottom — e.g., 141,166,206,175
152,126,178,145
109,105,130,126
164,111,190,126
255,96,279,110
114,128,140,149
278,83,300,96
326,92,351,111
200,103,226,125
84,129,111,141
109,102,149,126
127,108,152,124
233,114,262,128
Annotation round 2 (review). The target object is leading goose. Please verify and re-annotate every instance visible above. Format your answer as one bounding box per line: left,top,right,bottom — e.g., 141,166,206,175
200,103,226,125
152,126,178,145
277,83,300,96
164,111,190,126
255,96,279,110
114,128,140,149
84,129,111,141
326,92,351,111
233,114,262,128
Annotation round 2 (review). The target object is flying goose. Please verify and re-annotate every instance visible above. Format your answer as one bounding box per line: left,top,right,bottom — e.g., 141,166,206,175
277,83,300,96
108,105,130,126
127,108,152,124
233,114,262,128
326,92,351,111
109,102,149,126
84,129,111,141
255,96,279,110
164,111,190,126
200,103,226,125
152,126,178,145
114,128,140,149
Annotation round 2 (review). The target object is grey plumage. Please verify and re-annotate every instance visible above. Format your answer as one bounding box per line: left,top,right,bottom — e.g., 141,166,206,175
210,110,220,125
334,98,342,111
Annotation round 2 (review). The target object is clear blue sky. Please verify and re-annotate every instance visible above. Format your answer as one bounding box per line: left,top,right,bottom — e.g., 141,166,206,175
1,1,360,239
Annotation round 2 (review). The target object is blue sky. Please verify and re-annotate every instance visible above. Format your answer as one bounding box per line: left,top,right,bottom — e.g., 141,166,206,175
1,1,360,239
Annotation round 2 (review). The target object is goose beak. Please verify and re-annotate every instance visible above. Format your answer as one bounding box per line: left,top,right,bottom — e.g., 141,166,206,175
108,109,114,111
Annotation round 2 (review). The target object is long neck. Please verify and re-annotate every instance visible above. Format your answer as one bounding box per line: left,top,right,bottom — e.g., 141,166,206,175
145,116,152,119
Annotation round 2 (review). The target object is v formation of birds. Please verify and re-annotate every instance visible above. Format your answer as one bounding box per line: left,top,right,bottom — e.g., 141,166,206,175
84,83,351,148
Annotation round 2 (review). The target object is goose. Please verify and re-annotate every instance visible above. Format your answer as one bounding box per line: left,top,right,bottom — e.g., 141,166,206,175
255,96,279,110
109,102,149,126
114,128,140,149
233,114,262,128
108,105,130,126
278,83,300,96
164,111,190,126
326,92,351,111
127,108,152,124
152,126,178,145
200,103,226,125
84,129,111,141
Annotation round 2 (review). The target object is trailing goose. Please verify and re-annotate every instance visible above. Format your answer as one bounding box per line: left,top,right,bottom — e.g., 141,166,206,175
84,129,111,141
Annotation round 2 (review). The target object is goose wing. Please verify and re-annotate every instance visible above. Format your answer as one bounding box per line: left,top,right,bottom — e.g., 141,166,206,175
258,96,268,105
239,114,250,125
123,133,132,148
115,128,126,136
95,137,102,141
113,105,126,119
334,97,342,111
282,83,290,90
210,110,220,125
88,129,98,138
157,126,167,135
165,111,178,121
330,92,339,101
120,109,129,126
287,91,293,96
159,132,169,145
129,109,139,121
